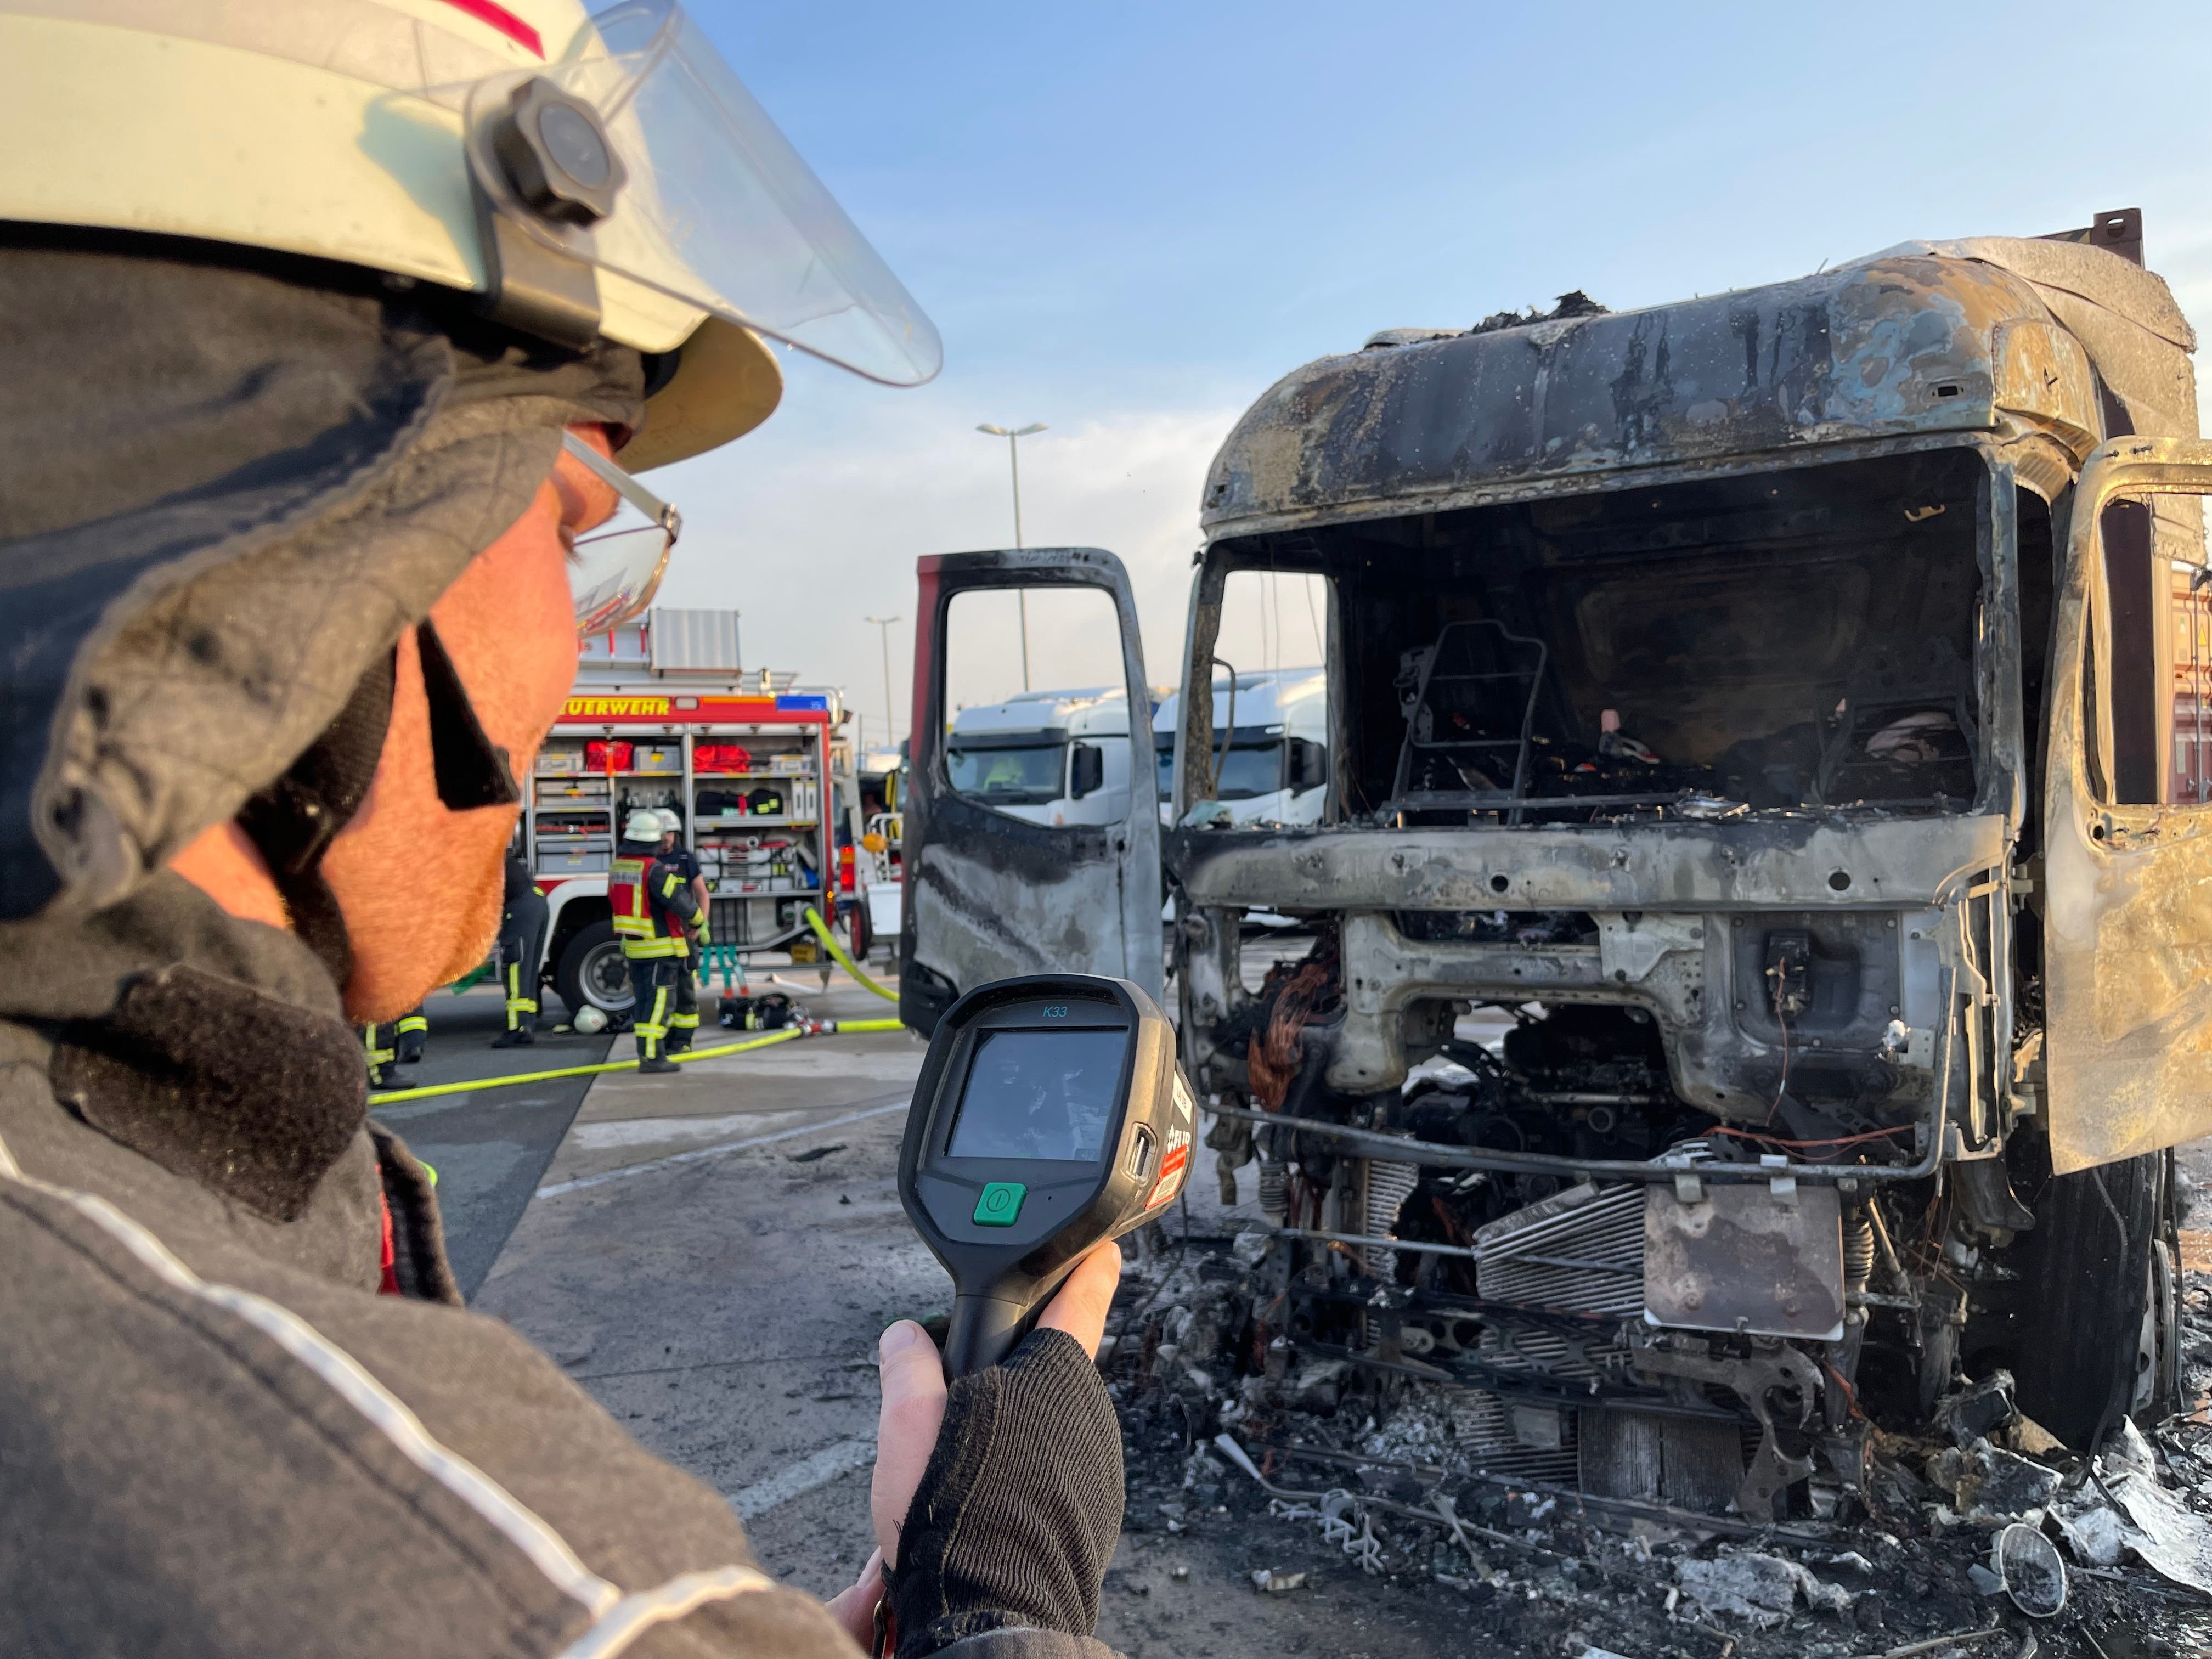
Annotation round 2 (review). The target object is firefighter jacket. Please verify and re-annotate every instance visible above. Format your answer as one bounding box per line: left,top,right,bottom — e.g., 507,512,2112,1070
0,246,894,1659
610,840,704,960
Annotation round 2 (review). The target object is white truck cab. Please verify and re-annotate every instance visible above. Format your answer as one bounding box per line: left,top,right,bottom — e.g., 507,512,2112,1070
1152,667,1328,828
946,688,1134,828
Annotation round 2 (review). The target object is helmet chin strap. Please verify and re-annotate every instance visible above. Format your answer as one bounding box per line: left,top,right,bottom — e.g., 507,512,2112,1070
414,619,521,812
238,622,519,985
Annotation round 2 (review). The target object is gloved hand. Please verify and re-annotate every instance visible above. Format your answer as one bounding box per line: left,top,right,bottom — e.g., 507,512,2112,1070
888,1327,1123,1655
825,1245,1123,1657
695,919,712,947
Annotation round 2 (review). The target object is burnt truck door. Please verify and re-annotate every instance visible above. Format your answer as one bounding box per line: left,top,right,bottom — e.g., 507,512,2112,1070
2044,437,2212,1172
898,548,1164,1035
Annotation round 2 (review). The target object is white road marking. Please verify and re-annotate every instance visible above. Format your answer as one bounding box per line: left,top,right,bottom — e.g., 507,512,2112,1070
535,1101,909,1199
725,1437,876,1520
640,1050,922,1083
568,1108,810,1153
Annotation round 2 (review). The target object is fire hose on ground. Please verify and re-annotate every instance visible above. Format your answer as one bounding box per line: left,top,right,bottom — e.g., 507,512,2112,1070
367,1017,906,1106
800,905,899,1003
370,909,904,1105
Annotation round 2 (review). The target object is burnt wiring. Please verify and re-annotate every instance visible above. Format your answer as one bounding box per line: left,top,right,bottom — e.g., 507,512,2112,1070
1207,656,1239,799
1706,1124,1916,1153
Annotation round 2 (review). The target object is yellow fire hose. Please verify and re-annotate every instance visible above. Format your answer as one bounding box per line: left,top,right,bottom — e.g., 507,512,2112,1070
368,1017,906,1107
801,906,899,1003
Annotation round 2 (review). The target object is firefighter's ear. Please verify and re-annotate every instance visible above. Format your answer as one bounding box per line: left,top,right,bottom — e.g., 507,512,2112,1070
415,622,521,812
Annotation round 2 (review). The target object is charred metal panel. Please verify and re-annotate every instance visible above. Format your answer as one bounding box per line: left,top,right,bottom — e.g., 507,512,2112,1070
1644,1182,1845,1341
1166,814,2006,915
1202,257,2047,540
1891,238,2198,443
1330,911,1657,1092
898,547,1163,1032
1989,321,2100,461
912,834,1116,988
2044,440,2212,1171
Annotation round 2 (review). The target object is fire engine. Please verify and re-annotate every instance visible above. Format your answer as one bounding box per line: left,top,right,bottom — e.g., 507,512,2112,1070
522,609,855,1018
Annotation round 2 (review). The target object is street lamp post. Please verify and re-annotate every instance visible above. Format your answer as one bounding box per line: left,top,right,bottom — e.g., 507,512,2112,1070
864,614,900,760
977,422,1046,691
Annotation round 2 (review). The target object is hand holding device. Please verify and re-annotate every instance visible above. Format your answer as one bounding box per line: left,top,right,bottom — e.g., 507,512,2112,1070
897,973,1195,1376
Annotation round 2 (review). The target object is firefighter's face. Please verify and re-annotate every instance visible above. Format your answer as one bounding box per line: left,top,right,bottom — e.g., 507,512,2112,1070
321,426,622,1020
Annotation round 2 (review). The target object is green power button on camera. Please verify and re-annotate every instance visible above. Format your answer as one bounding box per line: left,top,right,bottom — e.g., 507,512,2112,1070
972,1182,1026,1227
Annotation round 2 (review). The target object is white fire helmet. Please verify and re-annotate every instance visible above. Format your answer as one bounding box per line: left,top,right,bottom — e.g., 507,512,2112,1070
0,0,941,469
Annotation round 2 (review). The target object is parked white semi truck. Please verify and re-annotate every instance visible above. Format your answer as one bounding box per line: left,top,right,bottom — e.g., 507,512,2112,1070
1152,667,1328,827
944,687,1136,828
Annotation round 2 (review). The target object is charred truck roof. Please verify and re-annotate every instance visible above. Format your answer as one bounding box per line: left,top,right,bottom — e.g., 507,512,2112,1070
1199,234,2195,539
1161,215,2205,1503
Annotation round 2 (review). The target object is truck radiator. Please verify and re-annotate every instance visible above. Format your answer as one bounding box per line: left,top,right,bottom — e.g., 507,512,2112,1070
1472,1182,1645,1318
1357,1155,1424,1280
1450,1389,1580,1484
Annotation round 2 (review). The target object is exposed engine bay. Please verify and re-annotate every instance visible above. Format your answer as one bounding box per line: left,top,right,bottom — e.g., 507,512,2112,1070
1176,922,2178,1522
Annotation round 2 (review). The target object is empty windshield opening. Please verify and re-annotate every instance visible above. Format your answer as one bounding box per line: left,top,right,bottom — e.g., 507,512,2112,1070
1201,449,1992,825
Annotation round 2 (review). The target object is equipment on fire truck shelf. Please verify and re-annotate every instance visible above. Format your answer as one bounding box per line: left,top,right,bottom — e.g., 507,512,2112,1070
900,974,1195,1376
898,212,2202,1515
520,608,849,1023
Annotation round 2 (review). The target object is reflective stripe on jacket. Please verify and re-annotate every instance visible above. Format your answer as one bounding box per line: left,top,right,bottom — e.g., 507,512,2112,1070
610,843,703,960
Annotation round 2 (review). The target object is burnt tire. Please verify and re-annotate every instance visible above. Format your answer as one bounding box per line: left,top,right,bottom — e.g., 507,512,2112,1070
554,921,634,1018
2004,1150,2165,1451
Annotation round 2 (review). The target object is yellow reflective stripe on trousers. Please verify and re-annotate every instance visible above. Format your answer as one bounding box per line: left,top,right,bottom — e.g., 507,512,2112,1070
637,985,670,1045
396,1015,428,1035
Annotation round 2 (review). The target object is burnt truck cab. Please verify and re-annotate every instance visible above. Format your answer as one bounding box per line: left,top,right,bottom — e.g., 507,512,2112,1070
901,213,2211,1507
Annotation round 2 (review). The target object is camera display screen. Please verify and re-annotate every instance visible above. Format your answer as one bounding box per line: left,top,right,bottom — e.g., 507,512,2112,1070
946,1028,1125,1163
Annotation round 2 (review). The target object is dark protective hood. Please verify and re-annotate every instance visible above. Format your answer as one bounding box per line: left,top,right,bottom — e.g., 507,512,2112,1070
0,233,645,923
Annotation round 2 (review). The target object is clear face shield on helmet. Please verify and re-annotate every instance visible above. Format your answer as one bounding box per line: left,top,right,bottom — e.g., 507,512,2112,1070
10,0,941,386
5,1,940,631
462,0,940,387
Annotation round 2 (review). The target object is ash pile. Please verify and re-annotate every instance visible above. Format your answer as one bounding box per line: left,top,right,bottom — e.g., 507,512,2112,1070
1104,1228,2212,1656
1093,977,2212,1654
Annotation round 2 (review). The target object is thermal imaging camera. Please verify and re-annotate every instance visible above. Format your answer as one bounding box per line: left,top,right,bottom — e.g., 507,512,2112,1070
897,974,1196,1376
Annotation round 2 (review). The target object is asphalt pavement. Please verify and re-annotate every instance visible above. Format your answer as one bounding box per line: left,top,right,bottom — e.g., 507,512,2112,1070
367,985,613,1299
473,964,931,1595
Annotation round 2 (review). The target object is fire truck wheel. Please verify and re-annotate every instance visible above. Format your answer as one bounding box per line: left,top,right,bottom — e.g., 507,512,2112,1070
555,921,635,1020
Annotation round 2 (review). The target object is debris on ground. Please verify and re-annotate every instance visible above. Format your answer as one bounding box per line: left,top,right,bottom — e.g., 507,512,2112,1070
1675,1550,1852,1628
1099,1217,2212,1657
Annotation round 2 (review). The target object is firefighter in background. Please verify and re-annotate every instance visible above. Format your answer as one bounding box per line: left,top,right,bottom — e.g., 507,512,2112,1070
612,809,706,1074
657,806,712,927
493,849,549,1049
654,808,709,1056
361,1022,400,1090
362,1004,426,1084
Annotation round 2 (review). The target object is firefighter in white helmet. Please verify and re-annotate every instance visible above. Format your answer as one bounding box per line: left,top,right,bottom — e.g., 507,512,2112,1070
611,806,702,1071
656,804,711,1052
0,5,1127,1655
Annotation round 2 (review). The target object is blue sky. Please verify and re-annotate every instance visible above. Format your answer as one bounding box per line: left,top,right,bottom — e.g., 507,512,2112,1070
651,1,2212,749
